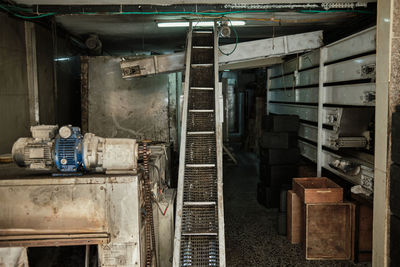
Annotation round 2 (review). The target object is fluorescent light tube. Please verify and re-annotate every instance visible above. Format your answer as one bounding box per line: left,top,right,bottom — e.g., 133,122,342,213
158,22,190,27
157,21,245,28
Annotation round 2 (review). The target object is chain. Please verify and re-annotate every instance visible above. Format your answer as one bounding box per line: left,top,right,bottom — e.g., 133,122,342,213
141,142,157,267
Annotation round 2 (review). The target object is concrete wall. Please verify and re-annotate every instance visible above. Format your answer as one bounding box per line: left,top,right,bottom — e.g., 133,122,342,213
35,24,81,126
0,13,30,154
0,14,80,154
36,24,56,125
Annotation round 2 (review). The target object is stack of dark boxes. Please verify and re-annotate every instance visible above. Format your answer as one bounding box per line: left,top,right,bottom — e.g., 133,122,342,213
390,105,400,266
257,115,300,235
257,115,300,213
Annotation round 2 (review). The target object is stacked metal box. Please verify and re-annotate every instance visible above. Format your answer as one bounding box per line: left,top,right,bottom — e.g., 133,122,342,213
257,115,300,209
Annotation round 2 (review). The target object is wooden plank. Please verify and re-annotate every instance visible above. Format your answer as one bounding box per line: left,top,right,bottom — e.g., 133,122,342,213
305,202,355,260
292,177,343,204
287,190,301,244
355,202,373,262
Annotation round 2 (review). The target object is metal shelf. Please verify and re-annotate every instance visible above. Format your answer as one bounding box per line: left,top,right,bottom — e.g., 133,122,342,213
267,26,376,189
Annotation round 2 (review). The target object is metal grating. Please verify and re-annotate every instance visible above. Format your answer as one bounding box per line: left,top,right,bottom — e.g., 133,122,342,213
189,90,215,110
183,167,217,202
185,135,216,164
182,205,218,234
192,34,213,47
180,236,219,267
190,67,214,87
192,48,214,64
187,112,215,132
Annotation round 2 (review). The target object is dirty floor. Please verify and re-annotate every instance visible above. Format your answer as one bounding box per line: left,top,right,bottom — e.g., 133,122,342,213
223,150,371,267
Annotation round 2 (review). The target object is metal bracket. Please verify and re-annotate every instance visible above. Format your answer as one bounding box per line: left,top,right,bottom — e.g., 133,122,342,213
362,91,376,104
361,63,376,79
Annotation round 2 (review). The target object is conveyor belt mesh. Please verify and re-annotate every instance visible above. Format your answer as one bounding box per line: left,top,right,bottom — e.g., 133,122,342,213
174,27,224,267
187,112,215,132
182,205,218,234
180,236,219,267
189,90,215,110
185,135,216,164
183,168,217,202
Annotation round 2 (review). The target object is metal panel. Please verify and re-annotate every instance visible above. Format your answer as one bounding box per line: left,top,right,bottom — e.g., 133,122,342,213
323,83,376,106
0,174,142,266
120,52,185,78
322,107,374,134
299,50,320,70
297,67,319,87
270,49,320,77
269,87,318,103
325,26,376,63
154,189,176,267
324,54,376,83
269,73,294,89
220,57,282,71
97,176,143,267
269,61,295,78
298,123,318,142
269,89,295,103
322,150,374,186
269,103,318,122
298,140,317,163
87,56,175,142
219,30,323,64
270,67,319,89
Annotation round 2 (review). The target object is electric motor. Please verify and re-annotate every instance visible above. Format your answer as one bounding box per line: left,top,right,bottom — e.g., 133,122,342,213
12,125,138,174
12,125,58,170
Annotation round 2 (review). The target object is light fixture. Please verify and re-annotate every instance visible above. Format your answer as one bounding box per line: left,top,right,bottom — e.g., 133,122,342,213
157,21,246,28
54,57,71,62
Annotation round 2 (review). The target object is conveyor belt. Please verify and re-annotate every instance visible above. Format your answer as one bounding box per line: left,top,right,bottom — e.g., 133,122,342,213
173,23,225,267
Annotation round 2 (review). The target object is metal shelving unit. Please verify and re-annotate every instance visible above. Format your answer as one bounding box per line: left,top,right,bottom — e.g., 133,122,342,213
267,26,376,190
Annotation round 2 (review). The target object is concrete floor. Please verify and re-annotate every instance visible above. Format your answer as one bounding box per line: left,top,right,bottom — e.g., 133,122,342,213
223,150,371,267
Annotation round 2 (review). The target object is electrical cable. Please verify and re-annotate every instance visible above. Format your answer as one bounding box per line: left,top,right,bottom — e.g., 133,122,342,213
0,2,376,20
218,17,239,56
0,4,56,19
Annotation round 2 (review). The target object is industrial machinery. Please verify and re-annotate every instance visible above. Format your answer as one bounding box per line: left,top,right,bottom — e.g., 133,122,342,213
173,23,226,266
12,124,138,174
5,124,175,267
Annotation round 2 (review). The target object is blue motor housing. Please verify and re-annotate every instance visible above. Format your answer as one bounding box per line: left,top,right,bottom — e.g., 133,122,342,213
54,126,84,172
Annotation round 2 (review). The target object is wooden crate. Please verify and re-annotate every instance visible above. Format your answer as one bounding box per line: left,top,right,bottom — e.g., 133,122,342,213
357,204,372,262
287,190,302,244
293,177,343,204
305,202,355,260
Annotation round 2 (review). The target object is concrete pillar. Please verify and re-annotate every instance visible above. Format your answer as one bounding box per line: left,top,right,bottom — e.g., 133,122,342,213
374,0,400,266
